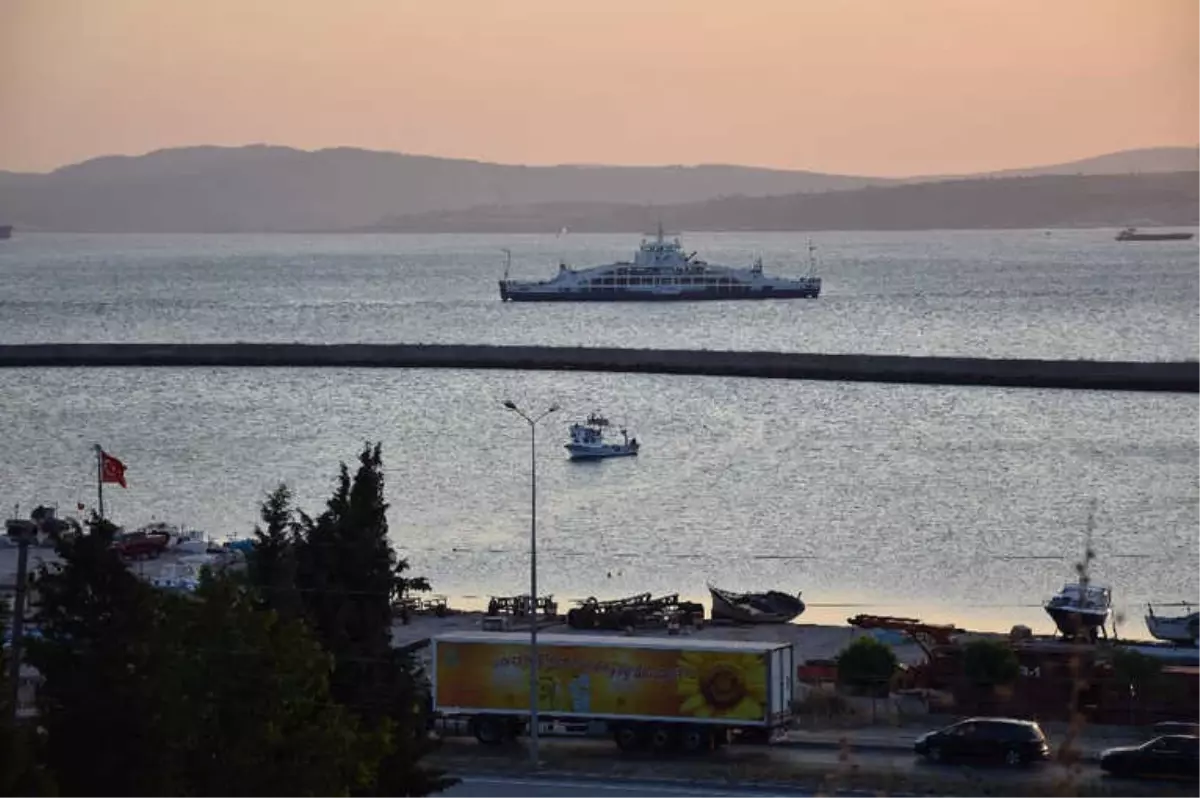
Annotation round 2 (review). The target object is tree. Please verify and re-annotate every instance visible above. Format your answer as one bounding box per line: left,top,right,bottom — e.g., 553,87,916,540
27,516,172,795
836,636,899,697
1111,648,1164,725
157,574,381,796
249,483,302,620
963,639,1019,688
292,442,451,796
961,638,1020,713
0,598,56,796
27,514,384,796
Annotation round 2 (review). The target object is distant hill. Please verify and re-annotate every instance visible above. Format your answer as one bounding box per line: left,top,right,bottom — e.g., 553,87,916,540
0,145,894,233
0,144,1195,232
970,146,1199,178
367,172,1200,233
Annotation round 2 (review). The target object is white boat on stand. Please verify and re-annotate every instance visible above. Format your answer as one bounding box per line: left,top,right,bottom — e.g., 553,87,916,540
1145,604,1200,646
565,413,640,461
1044,582,1112,641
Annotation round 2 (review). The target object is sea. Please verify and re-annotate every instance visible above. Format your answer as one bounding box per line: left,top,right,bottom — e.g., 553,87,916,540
0,229,1196,639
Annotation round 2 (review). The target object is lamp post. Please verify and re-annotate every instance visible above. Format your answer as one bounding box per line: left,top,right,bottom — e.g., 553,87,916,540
502,399,559,768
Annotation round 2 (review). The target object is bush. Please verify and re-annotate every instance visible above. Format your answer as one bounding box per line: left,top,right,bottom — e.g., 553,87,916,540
963,639,1019,687
836,636,898,696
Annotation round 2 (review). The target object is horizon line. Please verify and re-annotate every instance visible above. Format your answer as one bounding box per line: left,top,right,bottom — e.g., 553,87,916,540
5,141,1198,181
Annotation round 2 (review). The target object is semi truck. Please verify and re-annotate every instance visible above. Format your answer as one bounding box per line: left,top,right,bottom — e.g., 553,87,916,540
431,631,795,753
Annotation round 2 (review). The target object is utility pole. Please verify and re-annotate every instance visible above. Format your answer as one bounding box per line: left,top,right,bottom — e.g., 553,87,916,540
502,399,559,769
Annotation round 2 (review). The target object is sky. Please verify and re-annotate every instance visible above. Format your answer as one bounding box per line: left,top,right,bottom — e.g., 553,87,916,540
1,0,1196,176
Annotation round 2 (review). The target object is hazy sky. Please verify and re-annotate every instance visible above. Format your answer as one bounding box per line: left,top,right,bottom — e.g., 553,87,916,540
2,0,1196,175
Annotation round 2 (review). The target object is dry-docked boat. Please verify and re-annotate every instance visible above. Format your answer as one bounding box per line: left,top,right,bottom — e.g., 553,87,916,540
1145,604,1200,646
708,584,806,624
1043,582,1112,641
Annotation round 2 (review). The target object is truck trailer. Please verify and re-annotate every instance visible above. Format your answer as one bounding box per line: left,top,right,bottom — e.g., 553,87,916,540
432,631,795,753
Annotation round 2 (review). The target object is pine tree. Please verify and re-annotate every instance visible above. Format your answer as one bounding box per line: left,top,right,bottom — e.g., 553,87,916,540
27,515,381,795
249,483,302,619
293,442,451,796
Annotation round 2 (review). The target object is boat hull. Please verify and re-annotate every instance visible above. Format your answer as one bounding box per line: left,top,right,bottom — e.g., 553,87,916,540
565,445,639,460
1146,612,1200,646
501,286,820,302
1045,606,1109,639
1117,233,1194,241
709,586,805,625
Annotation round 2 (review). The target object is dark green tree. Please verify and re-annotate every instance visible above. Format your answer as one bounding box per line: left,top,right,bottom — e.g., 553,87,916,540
26,516,171,795
0,598,56,796
157,574,382,796
293,442,451,796
27,514,384,796
963,639,1019,688
249,483,302,619
836,636,899,697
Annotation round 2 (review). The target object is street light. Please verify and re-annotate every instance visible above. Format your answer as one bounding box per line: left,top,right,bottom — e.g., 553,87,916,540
502,399,560,768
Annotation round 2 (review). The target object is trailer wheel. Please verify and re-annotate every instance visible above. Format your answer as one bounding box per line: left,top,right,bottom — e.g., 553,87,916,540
649,724,676,754
613,724,644,752
678,725,710,754
472,716,507,745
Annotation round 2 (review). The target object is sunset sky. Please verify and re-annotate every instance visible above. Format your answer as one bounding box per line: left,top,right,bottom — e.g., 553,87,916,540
2,0,1196,175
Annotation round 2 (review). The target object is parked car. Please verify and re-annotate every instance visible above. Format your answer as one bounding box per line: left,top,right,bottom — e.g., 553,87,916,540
914,717,1050,766
1100,735,1199,781
1153,721,1200,738
112,530,170,560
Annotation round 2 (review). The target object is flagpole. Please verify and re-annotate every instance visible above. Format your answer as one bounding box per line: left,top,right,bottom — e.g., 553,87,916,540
95,444,105,522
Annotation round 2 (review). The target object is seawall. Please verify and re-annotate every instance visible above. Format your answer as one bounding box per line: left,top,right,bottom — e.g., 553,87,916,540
0,343,1195,392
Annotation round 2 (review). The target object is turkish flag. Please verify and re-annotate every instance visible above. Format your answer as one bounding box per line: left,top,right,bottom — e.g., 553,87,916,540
100,451,127,488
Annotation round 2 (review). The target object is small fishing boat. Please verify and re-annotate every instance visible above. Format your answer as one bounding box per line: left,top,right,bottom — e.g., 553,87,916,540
1044,582,1112,641
708,584,806,625
1145,604,1200,646
565,413,639,460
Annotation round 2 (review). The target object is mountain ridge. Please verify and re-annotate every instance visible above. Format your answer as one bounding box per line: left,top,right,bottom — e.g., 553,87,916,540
0,144,1194,233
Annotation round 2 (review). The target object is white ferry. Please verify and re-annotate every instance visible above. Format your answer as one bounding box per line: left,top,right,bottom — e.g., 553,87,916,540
499,227,821,302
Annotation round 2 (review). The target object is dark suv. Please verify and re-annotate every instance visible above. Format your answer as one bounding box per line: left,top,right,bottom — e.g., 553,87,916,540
915,717,1050,766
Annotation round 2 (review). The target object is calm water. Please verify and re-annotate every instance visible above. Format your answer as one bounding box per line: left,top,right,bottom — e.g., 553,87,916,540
0,230,1196,358
0,232,1196,638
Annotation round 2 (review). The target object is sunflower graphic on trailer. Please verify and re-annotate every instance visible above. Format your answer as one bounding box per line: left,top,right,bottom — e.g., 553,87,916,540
432,632,793,731
677,650,769,720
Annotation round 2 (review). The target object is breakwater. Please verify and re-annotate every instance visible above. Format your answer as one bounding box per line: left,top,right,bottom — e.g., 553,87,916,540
0,343,1195,392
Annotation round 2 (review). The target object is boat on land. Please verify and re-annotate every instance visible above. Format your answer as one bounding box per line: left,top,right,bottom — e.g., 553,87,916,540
565,413,639,460
498,226,822,302
1145,604,1200,646
708,584,806,624
1044,582,1112,641
1115,227,1194,241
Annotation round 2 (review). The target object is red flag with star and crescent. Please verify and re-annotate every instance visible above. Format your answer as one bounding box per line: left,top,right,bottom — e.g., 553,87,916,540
100,450,128,488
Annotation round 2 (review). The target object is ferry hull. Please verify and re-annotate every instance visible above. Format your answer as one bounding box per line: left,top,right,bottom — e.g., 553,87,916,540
501,286,820,302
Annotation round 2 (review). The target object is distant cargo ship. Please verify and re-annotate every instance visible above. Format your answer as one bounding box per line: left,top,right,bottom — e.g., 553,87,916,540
1115,226,1194,242
0,225,12,240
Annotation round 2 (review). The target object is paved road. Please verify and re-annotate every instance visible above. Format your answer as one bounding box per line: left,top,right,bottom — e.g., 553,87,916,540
431,737,1196,797
439,774,815,797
